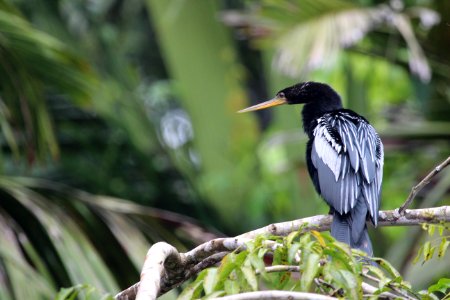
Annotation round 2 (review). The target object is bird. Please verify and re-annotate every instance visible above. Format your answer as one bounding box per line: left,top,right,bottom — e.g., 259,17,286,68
239,82,384,256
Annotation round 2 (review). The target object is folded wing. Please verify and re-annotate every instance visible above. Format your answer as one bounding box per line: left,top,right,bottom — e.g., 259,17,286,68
311,111,383,224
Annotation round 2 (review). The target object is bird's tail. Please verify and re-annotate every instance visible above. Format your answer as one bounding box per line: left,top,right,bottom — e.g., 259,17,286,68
331,200,373,256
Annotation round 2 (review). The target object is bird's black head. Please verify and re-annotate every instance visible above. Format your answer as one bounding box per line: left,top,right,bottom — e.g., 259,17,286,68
277,82,341,106
238,81,342,113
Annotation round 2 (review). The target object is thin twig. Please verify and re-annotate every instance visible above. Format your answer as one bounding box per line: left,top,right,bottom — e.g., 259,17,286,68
361,282,408,299
314,278,338,296
398,156,450,214
261,265,300,274
361,272,381,284
361,272,417,300
314,278,329,295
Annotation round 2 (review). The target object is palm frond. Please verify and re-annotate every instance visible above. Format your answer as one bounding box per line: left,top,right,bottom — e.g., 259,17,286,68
0,6,96,161
389,12,431,82
0,176,215,299
225,0,437,81
0,210,56,300
272,4,385,76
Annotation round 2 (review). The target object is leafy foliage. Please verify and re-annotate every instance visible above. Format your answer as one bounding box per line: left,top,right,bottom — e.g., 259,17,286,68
179,231,424,299
53,284,113,300
423,278,450,300
414,223,450,264
0,177,211,299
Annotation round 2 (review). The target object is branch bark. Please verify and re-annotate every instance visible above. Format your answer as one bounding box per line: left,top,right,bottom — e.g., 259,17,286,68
213,291,337,300
398,156,450,214
115,206,450,300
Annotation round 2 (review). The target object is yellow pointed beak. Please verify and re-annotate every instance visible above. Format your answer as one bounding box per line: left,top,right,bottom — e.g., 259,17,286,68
238,96,288,113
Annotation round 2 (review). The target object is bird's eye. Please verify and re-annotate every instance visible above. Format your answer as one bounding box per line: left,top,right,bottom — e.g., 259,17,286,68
278,92,285,98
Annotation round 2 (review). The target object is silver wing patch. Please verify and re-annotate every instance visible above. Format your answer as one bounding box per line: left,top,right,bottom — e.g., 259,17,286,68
312,113,383,223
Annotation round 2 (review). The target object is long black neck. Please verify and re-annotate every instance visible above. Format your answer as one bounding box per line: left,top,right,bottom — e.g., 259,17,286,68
302,97,343,138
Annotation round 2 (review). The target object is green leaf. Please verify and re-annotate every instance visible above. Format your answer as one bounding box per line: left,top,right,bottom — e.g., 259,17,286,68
340,269,359,289
298,232,311,247
272,245,286,266
423,241,431,261
418,290,440,300
204,291,225,299
241,265,258,291
54,285,111,300
310,230,326,247
287,243,301,264
330,269,361,300
271,270,291,290
54,287,76,300
413,246,423,264
438,238,449,258
426,247,436,262
178,277,205,300
428,225,435,236
215,253,241,292
249,250,265,275
438,225,444,236
365,265,387,281
233,251,248,267
203,268,218,295
224,279,240,295
372,285,391,296
300,252,320,291
245,240,256,253
428,278,450,294
323,241,356,273
286,230,300,246
387,276,410,289
374,257,401,279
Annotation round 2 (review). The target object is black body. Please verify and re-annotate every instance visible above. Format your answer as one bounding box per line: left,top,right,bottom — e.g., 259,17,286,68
239,82,384,255
279,82,384,255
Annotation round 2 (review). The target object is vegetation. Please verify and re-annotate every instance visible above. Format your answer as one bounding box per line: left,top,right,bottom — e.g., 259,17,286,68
0,0,448,299
178,229,450,300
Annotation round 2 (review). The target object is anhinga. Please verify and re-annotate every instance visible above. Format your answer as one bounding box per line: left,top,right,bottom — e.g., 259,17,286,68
239,82,384,256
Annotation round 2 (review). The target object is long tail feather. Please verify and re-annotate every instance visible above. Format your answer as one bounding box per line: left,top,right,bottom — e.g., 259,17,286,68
331,213,351,246
331,206,373,256
353,225,373,256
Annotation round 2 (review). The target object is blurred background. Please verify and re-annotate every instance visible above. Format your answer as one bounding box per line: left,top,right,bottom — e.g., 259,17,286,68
0,0,449,299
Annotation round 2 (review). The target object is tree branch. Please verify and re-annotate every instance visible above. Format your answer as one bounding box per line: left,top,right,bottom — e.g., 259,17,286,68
361,282,409,300
131,242,182,300
116,158,450,300
209,290,337,300
115,206,450,300
239,206,450,239
398,156,450,214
